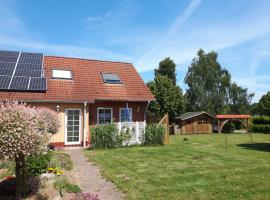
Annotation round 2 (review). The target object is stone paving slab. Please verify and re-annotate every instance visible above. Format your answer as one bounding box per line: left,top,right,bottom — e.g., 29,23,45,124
66,149,124,200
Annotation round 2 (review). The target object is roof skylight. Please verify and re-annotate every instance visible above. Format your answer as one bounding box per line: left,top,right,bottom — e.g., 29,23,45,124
101,73,121,84
52,69,72,79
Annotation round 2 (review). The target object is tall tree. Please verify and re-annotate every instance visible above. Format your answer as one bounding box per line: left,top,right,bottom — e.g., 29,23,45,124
154,57,177,85
228,82,254,114
185,49,231,114
147,75,186,119
255,91,270,116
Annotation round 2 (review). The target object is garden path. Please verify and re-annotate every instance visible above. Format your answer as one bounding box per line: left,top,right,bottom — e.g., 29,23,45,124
66,148,124,200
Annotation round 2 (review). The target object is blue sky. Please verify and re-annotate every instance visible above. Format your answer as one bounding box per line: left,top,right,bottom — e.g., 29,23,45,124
0,0,270,102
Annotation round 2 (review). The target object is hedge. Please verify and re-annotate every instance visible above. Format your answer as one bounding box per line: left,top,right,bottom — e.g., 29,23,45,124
91,124,133,149
251,124,270,133
252,116,270,125
91,124,119,149
251,116,270,133
143,124,165,145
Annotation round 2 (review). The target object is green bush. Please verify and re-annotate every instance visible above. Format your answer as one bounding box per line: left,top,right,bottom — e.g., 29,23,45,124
26,151,52,176
143,124,165,145
251,124,270,133
252,116,270,125
91,124,125,149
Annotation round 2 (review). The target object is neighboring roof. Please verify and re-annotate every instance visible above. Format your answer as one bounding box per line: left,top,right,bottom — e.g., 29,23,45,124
216,114,251,119
0,55,155,103
175,111,215,120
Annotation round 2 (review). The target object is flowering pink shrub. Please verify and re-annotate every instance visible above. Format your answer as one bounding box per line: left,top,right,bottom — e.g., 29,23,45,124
0,102,50,160
36,108,61,135
0,101,60,199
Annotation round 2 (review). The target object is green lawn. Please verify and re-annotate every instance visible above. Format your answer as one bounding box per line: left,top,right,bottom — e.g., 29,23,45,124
84,134,270,200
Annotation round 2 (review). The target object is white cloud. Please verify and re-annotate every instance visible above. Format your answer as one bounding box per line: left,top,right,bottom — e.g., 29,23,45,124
84,10,112,28
135,1,270,73
136,0,202,69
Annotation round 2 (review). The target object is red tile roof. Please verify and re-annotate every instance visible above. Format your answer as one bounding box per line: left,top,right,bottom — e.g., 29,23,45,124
216,114,251,119
0,56,155,102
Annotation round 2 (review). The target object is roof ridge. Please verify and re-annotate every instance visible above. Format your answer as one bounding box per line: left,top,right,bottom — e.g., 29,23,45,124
45,55,133,65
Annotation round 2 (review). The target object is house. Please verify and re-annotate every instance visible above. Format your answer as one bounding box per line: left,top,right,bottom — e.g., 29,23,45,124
174,111,215,134
0,50,154,147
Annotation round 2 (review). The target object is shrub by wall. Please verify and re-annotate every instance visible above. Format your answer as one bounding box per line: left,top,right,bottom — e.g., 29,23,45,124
143,124,165,145
91,124,129,149
251,116,270,133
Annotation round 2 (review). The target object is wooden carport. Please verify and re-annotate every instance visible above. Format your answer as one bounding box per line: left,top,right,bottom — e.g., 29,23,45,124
216,115,252,134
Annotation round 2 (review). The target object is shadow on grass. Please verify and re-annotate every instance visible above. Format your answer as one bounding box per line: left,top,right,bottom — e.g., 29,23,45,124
237,143,270,152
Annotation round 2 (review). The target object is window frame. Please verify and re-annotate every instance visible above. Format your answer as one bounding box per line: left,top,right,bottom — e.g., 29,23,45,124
52,69,73,80
119,107,132,122
97,107,113,125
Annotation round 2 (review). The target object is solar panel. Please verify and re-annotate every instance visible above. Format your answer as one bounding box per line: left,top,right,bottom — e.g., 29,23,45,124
0,50,20,57
0,56,18,63
18,57,42,65
0,75,12,89
17,63,42,71
9,76,30,90
0,50,46,91
15,69,42,77
20,52,43,59
0,68,14,76
0,62,16,69
29,77,47,91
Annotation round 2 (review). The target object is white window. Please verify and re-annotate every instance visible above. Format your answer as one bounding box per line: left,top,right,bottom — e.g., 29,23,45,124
97,108,112,124
120,108,132,122
52,69,72,79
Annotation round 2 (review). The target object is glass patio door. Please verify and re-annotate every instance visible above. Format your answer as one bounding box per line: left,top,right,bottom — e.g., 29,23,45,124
65,109,81,145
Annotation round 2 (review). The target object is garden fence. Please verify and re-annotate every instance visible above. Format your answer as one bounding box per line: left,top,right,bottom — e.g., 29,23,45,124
117,121,146,145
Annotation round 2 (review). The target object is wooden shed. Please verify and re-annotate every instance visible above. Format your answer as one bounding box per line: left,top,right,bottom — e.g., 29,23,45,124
174,111,215,134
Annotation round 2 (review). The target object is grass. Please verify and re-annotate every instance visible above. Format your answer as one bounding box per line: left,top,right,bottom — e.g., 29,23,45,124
84,133,270,200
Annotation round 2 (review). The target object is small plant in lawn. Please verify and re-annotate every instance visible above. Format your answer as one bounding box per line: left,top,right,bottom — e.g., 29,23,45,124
54,176,81,197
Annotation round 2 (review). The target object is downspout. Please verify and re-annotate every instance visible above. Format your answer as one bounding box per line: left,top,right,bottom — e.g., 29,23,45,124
144,100,151,122
83,102,87,148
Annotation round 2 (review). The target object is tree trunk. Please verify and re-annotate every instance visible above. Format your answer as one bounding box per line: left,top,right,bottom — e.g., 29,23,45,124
15,153,26,200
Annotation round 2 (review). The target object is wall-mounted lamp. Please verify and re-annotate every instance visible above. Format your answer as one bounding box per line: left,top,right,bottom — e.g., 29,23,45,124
56,105,60,113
